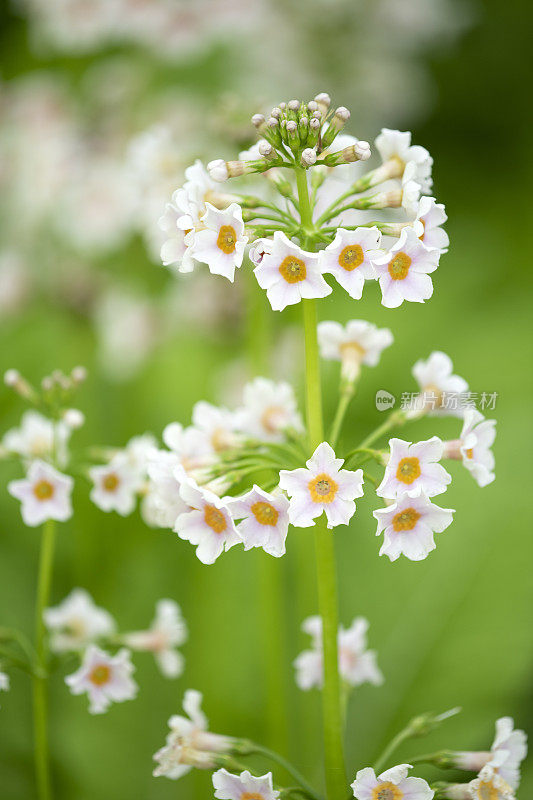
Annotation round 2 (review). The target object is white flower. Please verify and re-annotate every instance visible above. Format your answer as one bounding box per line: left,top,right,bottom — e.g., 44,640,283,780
351,763,434,800
251,231,332,312
0,671,10,705
144,450,190,528
65,645,137,714
123,433,158,481
374,491,454,562
319,227,381,299
412,351,469,417
158,193,195,274
373,227,439,308
401,172,422,214
488,718,527,790
467,766,515,799
192,401,240,454
162,422,213,471
317,320,393,383
124,599,187,678
213,769,280,800
2,410,70,466
191,202,248,282
377,437,451,499
456,409,496,487
227,486,290,557
89,455,140,516
295,615,383,690
8,459,73,526
236,377,303,442
44,588,115,652
153,689,233,780
175,472,242,564
375,128,433,193
416,196,449,253
279,442,364,529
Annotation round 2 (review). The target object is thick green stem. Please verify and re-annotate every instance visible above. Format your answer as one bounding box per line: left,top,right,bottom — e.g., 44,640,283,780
33,519,56,800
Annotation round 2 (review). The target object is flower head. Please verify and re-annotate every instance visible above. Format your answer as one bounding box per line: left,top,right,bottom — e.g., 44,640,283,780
191,202,248,282
351,763,434,800
228,486,290,557
162,421,214,471
8,459,73,526
318,320,393,383
319,226,381,299
44,588,115,652
143,450,190,529
467,765,515,799
374,491,454,562
192,401,241,454
377,437,451,499
236,377,303,442
65,645,137,714
375,128,433,193
124,599,187,678
279,442,364,529
89,455,140,516
2,410,70,466
412,351,469,417
251,231,331,312
373,227,439,308
488,717,527,790
213,769,280,800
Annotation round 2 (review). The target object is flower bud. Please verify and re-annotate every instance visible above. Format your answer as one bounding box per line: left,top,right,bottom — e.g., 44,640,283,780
270,106,282,119
321,106,351,149
314,92,331,117
207,159,229,182
71,366,87,384
267,169,293,197
4,369,36,401
307,117,321,149
322,140,371,166
307,100,318,113
251,113,265,129
62,408,85,429
301,148,317,167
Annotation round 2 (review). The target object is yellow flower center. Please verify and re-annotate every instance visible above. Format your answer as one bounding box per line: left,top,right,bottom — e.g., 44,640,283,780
338,244,364,271
419,219,426,241
242,794,265,800
423,383,444,406
251,501,279,527
475,779,501,800
204,504,227,534
33,480,55,501
260,405,284,434
392,507,421,532
89,664,111,686
372,784,403,800
339,341,366,361
309,473,338,504
217,225,237,254
279,255,307,283
466,448,474,459
388,252,411,280
102,472,120,492
396,456,421,485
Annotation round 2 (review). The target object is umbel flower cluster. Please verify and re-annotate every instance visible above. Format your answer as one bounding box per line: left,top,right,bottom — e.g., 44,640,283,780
0,94,523,800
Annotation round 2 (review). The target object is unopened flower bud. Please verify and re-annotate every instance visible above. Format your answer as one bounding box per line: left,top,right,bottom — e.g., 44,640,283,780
4,369,21,388
267,169,293,197
307,100,318,113
251,113,265,129
270,107,282,119
301,148,317,167
278,102,287,110
207,159,230,182
322,140,371,166
288,99,300,111
258,141,273,157
62,408,85,429
307,117,321,148
71,366,87,383
314,92,331,116
321,106,351,149
286,120,299,152
4,369,36,401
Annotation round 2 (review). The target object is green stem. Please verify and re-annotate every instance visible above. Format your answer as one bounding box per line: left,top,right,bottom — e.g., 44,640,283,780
357,410,406,451
33,519,56,800
253,744,321,800
329,385,356,450
372,728,412,775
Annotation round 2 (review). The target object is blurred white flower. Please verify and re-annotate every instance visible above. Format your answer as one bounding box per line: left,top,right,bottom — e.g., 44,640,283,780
192,401,241,454
89,455,141,516
44,589,116,653
8,459,73,526
317,320,393,383
412,351,469,417
143,450,189,529
374,491,454,562
2,411,70,466
124,599,187,678
377,437,451,499
236,377,303,442
375,128,433,192
65,645,137,714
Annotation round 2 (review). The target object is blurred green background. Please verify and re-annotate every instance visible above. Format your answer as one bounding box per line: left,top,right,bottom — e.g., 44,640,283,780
0,1,531,798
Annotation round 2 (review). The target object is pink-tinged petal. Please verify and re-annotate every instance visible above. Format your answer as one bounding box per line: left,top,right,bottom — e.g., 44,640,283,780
379,275,405,308
351,766,378,800
279,468,310,495
400,271,433,303
378,764,412,784
399,775,435,800
397,524,436,561
409,436,444,462
379,530,403,562
325,498,356,528
288,494,322,527
336,469,364,500
423,504,454,533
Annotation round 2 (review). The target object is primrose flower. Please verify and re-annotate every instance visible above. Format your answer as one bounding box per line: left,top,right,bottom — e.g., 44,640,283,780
373,227,440,308
2,410,70,465
318,320,393,383
351,763,434,800
192,401,241,454
251,231,332,312
279,442,364,529
175,471,242,564
144,450,189,529
153,689,233,780
375,128,433,193
412,351,469,417
65,645,137,714
236,377,303,442
377,437,451,499
227,486,290,557
374,491,454,562
458,766,515,799
190,202,248,282
319,226,381,299
213,769,280,800
416,196,449,253
453,717,527,791
444,409,496,487
44,588,116,652
89,455,140,516
123,433,158,481
8,459,73,526
124,599,187,678
158,193,195,274
162,422,213,472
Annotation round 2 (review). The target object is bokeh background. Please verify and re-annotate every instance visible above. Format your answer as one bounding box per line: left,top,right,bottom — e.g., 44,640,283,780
0,0,531,798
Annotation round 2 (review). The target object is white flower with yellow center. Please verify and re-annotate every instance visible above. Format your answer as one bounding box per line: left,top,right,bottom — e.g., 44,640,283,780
191,202,248,282
192,401,241,454
123,433,158,481
2,410,71,466
351,763,434,800
89,455,140,516
8,459,74,527
319,227,381,299
412,351,469,417
445,409,496,487
213,768,280,800
375,128,433,193
415,196,449,253
374,491,454,562
251,231,332,312
175,471,242,564
317,320,393,383
488,717,527,790
373,227,440,308
377,437,451,499
236,377,303,442
467,766,515,799
44,588,116,653
228,486,290,557
124,599,187,678
65,645,137,715
154,690,233,780
143,450,189,529
279,442,364,529
162,422,213,472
